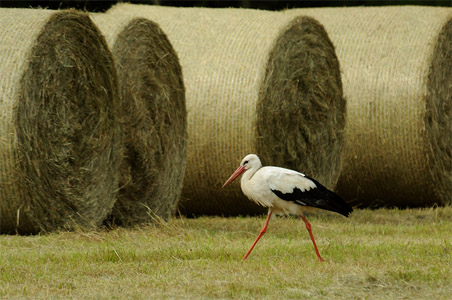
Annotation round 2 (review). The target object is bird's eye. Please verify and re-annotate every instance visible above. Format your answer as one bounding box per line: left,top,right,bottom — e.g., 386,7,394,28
243,160,249,166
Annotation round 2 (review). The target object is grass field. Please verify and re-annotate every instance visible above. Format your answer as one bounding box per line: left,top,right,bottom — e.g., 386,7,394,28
1,207,452,299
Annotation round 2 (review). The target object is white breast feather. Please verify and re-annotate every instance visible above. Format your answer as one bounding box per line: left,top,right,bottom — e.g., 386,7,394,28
241,175,274,207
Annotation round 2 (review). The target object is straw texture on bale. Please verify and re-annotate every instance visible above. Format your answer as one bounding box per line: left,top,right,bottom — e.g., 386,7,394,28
0,8,121,234
108,5,345,216
92,14,186,226
284,6,452,207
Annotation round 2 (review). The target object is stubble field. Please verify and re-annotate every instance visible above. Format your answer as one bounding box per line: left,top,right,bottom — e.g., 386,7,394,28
1,207,451,299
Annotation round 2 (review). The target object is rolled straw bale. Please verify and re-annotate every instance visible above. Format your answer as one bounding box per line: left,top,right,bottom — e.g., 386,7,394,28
91,14,187,226
107,4,345,216
284,6,452,207
0,8,122,234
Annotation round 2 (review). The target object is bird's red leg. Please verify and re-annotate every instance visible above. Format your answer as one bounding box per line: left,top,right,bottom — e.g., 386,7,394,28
299,214,324,262
242,209,273,261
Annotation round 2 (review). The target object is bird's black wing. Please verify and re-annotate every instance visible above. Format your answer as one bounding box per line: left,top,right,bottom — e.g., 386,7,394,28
271,176,353,217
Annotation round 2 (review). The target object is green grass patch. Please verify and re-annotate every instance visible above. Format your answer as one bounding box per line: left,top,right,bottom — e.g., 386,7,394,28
1,207,452,299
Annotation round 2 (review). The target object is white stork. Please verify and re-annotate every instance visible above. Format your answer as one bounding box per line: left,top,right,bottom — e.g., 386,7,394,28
222,154,353,261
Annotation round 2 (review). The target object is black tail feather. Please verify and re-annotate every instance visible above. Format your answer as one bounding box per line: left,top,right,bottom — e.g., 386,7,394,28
271,176,353,217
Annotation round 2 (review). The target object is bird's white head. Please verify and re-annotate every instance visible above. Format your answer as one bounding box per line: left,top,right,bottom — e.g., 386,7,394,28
240,154,262,171
222,154,262,188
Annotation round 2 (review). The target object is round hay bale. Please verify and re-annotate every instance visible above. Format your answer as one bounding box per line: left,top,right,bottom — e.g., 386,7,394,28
284,6,452,207
107,5,345,216
0,8,122,234
91,14,187,226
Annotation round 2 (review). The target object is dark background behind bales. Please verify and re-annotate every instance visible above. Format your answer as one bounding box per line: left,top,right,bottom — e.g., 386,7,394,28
0,0,451,11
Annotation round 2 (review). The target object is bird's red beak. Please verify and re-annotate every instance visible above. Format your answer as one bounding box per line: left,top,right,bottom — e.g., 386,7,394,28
222,166,246,188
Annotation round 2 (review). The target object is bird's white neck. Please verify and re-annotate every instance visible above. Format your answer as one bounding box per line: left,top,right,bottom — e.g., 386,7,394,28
240,164,260,184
